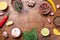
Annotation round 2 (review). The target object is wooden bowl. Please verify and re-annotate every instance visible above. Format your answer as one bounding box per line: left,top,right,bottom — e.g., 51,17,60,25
11,0,23,12
53,16,60,26
39,1,50,15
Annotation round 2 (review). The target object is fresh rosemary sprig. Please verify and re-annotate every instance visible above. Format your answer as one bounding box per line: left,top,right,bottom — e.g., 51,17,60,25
23,28,38,40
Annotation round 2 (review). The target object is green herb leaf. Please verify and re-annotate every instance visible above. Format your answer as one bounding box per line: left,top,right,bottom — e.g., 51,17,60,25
14,0,23,12
23,28,38,40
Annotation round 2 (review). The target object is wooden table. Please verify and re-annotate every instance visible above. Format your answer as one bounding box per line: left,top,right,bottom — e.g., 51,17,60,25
0,0,60,40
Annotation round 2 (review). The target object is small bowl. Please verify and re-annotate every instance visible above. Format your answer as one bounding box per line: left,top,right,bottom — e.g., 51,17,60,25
11,0,21,6
11,0,23,12
11,27,21,38
39,1,50,15
53,16,60,26
11,0,21,7
41,28,50,36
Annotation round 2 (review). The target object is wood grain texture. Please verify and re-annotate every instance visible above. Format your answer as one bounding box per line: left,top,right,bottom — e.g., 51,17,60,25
0,0,60,40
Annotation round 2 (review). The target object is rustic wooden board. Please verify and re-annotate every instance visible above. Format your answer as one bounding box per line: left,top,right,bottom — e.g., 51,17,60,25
0,0,60,40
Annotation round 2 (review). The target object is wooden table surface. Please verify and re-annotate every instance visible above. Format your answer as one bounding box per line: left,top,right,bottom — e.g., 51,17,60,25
0,0,60,40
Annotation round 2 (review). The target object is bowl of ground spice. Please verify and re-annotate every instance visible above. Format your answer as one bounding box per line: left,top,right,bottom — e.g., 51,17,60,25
53,16,60,26
39,1,50,15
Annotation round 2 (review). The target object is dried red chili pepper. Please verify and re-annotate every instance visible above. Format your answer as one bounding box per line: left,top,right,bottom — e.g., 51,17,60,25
0,14,9,27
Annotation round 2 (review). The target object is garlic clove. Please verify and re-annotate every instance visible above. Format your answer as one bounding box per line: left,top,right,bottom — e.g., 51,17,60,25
32,1,35,4
0,13,4,16
57,4,60,9
50,12,54,16
2,31,8,38
47,18,51,24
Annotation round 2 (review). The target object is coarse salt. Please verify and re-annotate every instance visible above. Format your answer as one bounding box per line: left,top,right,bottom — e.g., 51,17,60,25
11,28,21,38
